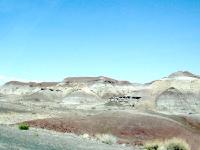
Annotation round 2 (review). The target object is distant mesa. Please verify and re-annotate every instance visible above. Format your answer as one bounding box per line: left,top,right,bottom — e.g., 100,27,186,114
3,76,132,87
2,71,200,87
63,76,131,85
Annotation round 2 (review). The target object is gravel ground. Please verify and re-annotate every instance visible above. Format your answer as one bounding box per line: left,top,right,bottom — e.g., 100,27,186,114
0,125,135,150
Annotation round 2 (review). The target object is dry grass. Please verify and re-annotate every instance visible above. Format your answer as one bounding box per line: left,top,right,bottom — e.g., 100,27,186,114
95,134,117,145
80,133,117,145
144,140,162,150
144,138,190,150
164,138,190,150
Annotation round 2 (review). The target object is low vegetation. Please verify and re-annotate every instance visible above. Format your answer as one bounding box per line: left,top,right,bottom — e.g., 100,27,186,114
80,133,117,145
95,134,117,145
144,138,190,150
144,140,161,150
165,138,190,150
145,145,159,150
18,123,30,130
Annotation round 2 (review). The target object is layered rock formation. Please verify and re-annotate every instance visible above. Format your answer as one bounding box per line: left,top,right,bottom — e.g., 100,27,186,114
1,71,200,114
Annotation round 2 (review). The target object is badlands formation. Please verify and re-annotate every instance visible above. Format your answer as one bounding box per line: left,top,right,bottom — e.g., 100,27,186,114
0,71,200,149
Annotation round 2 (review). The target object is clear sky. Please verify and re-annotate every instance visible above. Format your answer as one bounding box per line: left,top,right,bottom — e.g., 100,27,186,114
0,0,200,84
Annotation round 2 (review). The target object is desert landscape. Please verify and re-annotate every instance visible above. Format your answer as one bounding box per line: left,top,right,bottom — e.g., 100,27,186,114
1,0,199,149
0,71,200,150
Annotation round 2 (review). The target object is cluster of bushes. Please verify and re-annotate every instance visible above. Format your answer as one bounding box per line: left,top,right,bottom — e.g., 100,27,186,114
145,138,190,150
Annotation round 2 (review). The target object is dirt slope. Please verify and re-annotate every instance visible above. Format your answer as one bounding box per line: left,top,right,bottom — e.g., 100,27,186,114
25,111,200,150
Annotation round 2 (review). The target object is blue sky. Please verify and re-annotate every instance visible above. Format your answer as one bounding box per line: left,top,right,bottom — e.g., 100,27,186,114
0,0,200,84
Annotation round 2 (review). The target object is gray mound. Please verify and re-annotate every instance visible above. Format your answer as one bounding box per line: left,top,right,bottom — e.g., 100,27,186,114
168,71,200,79
62,90,100,104
21,91,61,102
156,87,200,113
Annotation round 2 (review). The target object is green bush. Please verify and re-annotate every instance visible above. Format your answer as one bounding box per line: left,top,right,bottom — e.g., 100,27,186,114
18,123,30,130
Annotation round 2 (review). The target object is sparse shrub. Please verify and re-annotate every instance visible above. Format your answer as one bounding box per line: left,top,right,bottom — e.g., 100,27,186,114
164,138,190,150
144,141,160,150
18,123,30,130
91,107,96,110
144,138,190,150
95,134,117,145
145,145,159,150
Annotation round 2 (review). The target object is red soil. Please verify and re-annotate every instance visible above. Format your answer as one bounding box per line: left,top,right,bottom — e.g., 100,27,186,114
25,111,200,150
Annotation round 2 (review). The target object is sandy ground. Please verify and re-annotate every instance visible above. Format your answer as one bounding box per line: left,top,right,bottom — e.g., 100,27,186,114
0,99,139,149
0,125,134,150
0,113,52,124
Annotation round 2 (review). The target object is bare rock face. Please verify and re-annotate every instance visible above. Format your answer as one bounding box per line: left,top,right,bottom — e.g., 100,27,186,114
135,71,200,114
155,87,200,114
156,87,189,113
